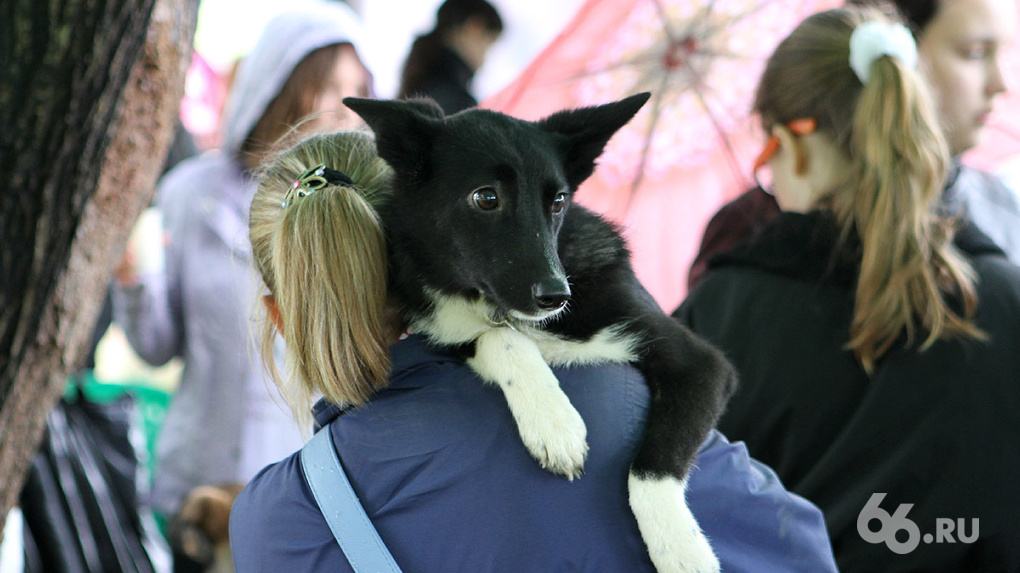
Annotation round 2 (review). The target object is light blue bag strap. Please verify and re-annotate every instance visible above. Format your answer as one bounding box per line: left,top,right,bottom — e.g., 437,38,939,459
300,428,402,572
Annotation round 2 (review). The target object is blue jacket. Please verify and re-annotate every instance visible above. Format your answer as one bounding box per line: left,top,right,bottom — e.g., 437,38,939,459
230,335,836,572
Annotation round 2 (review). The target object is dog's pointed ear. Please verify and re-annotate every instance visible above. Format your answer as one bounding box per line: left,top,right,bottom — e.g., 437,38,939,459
537,92,650,189
343,97,445,181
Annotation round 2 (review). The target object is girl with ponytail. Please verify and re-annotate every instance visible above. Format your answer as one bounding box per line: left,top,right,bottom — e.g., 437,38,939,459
753,8,982,372
249,130,396,426
688,0,1020,291
676,6,1020,571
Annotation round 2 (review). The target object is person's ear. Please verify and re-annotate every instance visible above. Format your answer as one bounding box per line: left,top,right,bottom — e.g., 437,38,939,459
262,294,284,335
772,124,810,176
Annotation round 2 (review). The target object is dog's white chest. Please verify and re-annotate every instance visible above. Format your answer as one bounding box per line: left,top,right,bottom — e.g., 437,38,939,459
531,325,639,368
419,291,640,368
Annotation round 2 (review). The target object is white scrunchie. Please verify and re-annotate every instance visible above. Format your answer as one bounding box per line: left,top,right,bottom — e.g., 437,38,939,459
848,21,918,85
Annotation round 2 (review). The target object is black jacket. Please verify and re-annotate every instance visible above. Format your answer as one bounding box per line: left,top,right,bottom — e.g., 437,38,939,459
688,163,1020,290
675,212,1020,572
413,46,478,115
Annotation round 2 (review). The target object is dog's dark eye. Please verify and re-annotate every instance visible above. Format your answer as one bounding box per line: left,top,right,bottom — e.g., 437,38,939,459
472,187,499,211
551,192,568,214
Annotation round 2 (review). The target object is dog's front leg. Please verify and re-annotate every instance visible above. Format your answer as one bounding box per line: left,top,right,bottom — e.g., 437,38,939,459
468,327,588,479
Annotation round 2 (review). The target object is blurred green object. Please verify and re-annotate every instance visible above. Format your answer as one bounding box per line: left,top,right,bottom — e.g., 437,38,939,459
64,371,171,483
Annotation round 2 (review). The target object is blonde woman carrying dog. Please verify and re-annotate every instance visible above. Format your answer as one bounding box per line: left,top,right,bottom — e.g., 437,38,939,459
227,129,839,572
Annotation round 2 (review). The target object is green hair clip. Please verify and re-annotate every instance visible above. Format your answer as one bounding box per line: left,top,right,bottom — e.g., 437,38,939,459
281,164,356,208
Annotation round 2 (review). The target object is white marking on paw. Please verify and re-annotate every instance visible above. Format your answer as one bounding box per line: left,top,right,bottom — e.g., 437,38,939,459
469,327,588,479
629,474,719,573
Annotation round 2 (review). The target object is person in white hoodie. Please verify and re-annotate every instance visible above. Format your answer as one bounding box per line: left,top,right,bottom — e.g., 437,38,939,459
112,3,373,567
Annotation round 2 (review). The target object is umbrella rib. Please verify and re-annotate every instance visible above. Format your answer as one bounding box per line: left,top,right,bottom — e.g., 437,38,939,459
672,0,712,42
702,0,777,37
695,0,719,38
623,76,670,214
650,0,679,43
674,0,772,58
675,46,750,182
689,82,748,184
544,0,779,93
556,49,679,92
696,72,755,122
571,52,668,77
693,48,763,61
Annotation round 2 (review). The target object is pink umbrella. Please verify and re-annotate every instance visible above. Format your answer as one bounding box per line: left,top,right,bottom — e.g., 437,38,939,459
180,52,230,151
484,0,840,312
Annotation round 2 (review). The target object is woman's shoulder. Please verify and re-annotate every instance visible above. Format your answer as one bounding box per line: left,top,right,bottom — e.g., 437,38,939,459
333,339,650,463
230,453,310,533
962,221,1020,301
971,252,1020,321
230,452,348,572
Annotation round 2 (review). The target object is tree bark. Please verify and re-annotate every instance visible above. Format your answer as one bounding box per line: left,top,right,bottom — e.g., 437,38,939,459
0,0,199,528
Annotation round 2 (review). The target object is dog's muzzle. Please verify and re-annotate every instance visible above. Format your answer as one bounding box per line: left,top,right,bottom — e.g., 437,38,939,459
532,279,570,312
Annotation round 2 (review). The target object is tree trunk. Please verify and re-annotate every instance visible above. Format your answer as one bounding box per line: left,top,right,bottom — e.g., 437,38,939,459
0,0,199,529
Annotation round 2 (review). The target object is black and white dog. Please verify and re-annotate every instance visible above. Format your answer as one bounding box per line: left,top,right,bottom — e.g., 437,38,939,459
344,94,737,573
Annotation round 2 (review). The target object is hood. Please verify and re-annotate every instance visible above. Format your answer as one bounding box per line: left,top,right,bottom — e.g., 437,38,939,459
219,1,371,154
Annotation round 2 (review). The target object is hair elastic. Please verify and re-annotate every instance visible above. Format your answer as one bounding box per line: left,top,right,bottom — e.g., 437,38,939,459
752,117,817,191
848,21,917,85
282,164,356,208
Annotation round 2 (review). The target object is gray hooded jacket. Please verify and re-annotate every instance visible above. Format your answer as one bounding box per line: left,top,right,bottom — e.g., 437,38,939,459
112,1,370,517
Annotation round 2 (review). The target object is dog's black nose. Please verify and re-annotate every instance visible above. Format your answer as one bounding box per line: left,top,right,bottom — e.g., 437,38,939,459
533,280,571,311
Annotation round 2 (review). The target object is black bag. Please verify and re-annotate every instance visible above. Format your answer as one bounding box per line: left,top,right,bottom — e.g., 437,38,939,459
19,380,161,573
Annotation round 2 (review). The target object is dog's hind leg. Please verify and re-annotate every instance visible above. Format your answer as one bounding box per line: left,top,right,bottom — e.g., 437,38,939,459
625,310,736,573
468,327,589,479
546,250,733,571
629,474,718,573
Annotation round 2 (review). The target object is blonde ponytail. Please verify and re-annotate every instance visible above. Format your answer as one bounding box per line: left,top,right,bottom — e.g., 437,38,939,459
754,7,984,373
249,131,395,419
839,56,983,371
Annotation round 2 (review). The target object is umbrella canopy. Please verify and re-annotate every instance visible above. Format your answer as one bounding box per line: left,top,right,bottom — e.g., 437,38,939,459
484,0,840,311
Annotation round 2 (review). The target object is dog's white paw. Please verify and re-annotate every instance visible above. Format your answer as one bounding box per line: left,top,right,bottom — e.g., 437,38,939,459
629,474,720,573
512,382,588,479
469,327,588,479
